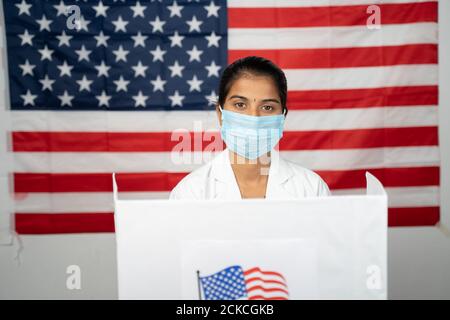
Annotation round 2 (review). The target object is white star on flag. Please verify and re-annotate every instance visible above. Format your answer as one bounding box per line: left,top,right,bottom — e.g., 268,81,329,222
114,76,130,92
16,0,32,16
187,75,203,92
19,59,35,76
96,90,111,107
151,75,167,92
133,91,149,107
130,1,146,18
93,1,109,17
112,16,129,32
57,61,73,77
58,90,74,107
169,90,185,107
95,61,111,77
186,15,203,32
18,29,34,46
20,89,37,105
39,75,55,91
113,45,129,62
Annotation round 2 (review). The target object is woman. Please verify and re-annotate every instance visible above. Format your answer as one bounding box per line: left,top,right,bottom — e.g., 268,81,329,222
170,56,330,200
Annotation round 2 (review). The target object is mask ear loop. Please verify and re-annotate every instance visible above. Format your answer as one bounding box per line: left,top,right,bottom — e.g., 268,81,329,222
218,105,224,123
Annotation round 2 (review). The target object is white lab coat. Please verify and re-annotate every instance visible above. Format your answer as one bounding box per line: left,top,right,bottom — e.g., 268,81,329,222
169,148,331,200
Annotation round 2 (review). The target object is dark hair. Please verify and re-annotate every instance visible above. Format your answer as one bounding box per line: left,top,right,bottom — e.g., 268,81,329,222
217,56,288,115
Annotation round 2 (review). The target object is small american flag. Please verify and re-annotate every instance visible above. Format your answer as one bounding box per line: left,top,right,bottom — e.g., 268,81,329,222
199,266,289,300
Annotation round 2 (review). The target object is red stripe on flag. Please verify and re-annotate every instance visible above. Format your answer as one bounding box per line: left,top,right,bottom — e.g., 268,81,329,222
245,277,287,288
287,86,438,110
246,285,289,295
243,267,286,280
15,212,115,234
12,126,438,152
280,127,438,150
317,167,440,190
228,2,437,28
13,207,439,234
388,207,439,227
11,131,218,152
229,45,438,69
13,167,438,193
14,172,189,193
12,131,224,152
247,296,288,300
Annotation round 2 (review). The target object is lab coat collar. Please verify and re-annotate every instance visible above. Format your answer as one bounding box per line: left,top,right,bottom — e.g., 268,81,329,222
267,148,295,186
210,148,295,199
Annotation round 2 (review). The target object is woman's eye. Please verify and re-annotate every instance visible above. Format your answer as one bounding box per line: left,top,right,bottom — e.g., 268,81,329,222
262,105,273,111
234,102,245,108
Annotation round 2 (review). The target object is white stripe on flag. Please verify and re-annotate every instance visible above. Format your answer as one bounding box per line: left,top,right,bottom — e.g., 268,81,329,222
12,147,440,172
229,23,437,49
10,106,438,132
286,107,438,130
284,65,438,90
332,186,440,208
246,289,289,299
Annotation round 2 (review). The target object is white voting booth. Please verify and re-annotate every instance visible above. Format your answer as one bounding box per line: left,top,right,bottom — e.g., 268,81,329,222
114,173,387,300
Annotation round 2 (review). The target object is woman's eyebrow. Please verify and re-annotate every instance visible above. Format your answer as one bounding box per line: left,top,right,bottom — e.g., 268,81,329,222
261,98,281,104
228,95,248,101
228,95,280,104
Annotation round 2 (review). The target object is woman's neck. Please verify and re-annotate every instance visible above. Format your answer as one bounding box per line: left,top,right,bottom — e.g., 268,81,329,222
228,150,271,182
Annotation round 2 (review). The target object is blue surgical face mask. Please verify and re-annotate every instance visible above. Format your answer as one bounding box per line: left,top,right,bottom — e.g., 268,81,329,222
219,106,285,160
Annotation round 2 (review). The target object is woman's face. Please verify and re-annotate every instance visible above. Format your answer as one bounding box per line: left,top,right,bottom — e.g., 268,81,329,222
217,73,283,125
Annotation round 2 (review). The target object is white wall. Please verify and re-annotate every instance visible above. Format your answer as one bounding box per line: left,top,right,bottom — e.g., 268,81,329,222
385,0,450,299
1,1,449,299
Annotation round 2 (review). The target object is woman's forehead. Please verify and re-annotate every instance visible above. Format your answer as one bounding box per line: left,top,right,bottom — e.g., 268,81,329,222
227,74,279,98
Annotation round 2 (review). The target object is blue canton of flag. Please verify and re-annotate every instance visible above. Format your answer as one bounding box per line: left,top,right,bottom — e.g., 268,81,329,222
199,265,248,300
3,0,227,110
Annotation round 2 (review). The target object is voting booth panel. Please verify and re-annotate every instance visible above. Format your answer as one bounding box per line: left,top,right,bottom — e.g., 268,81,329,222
114,173,387,300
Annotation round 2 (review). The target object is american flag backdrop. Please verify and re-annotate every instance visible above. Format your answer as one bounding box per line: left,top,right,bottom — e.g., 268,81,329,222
199,266,289,300
0,0,440,234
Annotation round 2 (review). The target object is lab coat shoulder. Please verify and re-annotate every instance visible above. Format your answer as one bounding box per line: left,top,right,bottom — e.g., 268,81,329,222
281,158,331,197
169,160,213,200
